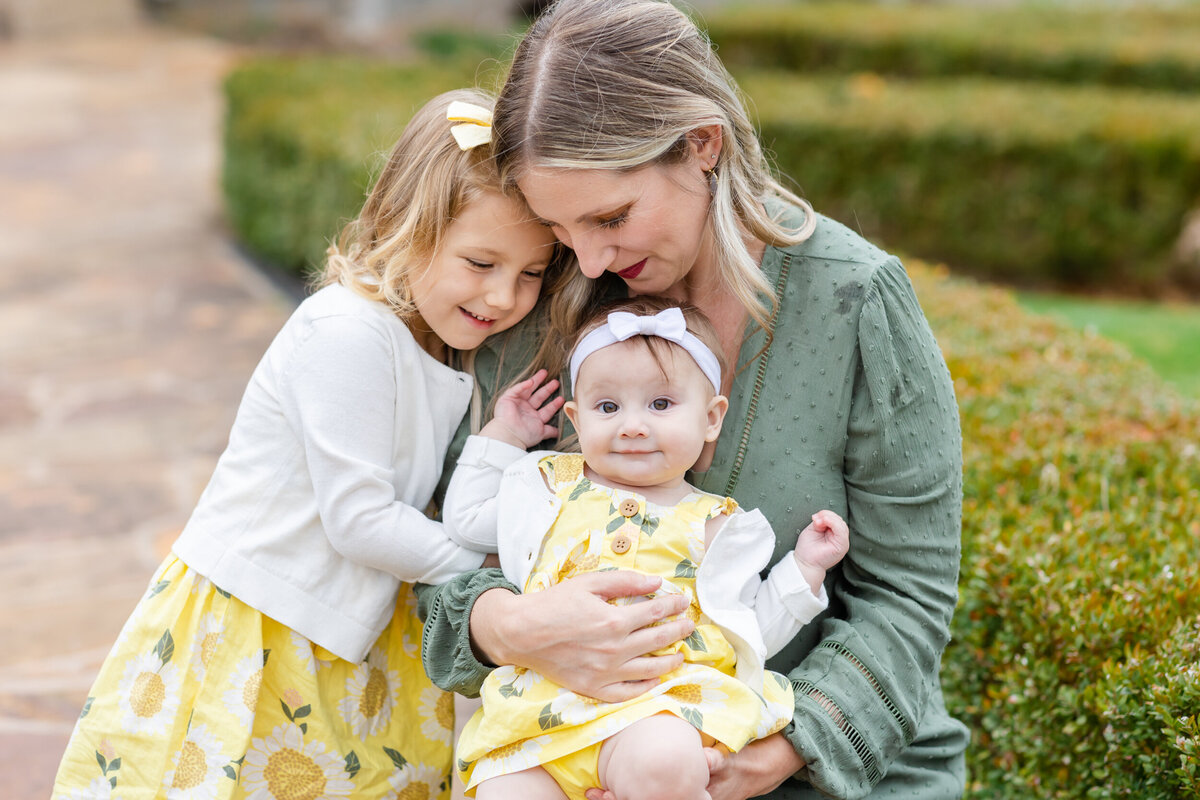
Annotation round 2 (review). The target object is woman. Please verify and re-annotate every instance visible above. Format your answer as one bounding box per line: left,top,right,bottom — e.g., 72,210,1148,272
419,2,969,798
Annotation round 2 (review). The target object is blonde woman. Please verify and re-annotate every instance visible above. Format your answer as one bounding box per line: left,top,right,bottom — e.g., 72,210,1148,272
420,2,969,799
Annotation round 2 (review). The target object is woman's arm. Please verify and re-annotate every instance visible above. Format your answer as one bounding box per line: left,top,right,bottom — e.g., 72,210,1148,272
782,259,963,799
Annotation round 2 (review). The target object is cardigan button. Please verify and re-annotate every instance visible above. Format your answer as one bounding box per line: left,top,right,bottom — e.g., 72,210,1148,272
610,534,632,555
618,498,639,517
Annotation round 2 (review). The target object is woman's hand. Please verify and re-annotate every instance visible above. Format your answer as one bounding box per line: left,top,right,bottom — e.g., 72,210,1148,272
583,734,803,800
703,734,805,800
469,571,693,702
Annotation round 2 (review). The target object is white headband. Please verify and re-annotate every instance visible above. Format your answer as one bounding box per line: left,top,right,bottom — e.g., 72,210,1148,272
568,308,722,394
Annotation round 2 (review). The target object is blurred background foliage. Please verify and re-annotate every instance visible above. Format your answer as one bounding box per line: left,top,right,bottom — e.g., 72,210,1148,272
215,3,1200,797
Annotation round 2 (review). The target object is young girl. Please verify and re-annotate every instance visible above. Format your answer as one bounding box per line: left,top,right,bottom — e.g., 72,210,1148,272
441,297,850,800
51,88,560,800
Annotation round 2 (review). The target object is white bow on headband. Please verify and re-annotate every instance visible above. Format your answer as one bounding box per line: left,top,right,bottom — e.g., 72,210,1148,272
446,100,492,151
568,308,722,394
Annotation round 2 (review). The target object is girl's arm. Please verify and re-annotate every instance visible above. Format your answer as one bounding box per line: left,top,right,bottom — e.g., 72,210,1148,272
441,436,527,551
703,510,829,660
443,370,564,550
280,314,484,584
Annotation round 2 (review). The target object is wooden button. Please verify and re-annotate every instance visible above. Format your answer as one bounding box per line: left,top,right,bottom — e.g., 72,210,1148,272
611,534,632,554
618,498,640,517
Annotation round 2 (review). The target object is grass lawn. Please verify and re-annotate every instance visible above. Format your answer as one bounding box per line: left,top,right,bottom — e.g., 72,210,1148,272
1017,291,1200,398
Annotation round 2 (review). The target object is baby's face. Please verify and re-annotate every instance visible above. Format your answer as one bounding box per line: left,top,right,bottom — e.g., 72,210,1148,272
565,339,724,492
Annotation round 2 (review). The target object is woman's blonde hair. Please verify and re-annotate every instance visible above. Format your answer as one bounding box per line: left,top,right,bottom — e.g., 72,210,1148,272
492,0,816,340
317,88,504,318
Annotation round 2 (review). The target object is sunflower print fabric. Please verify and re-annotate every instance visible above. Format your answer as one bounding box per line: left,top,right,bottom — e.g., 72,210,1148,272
456,454,794,795
52,556,453,800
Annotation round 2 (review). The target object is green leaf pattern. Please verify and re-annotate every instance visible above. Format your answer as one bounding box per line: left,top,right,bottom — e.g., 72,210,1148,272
383,746,408,770
153,629,174,665
674,558,698,579
537,702,564,731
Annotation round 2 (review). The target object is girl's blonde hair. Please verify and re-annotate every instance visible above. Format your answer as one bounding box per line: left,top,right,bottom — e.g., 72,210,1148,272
317,88,504,317
492,0,817,341
316,88,571,430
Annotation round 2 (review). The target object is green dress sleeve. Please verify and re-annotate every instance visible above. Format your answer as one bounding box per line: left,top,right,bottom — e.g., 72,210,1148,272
414,569,516,698
780,258,964,798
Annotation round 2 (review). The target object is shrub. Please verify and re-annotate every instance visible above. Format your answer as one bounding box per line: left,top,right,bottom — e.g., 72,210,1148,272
705,2,1200,92
910,263,1200,798
224,57,1200,294
739,71,1200,294
223,56,500,278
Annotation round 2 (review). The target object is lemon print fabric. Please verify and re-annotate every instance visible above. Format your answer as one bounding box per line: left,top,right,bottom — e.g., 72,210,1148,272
52,556,453,800
456,454,795,794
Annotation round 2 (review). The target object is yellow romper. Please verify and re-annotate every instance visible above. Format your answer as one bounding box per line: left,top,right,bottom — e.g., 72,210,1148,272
456,454,795,799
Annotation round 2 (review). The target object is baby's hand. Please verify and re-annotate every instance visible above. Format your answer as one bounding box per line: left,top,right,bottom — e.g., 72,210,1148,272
480,369,565,450
793,510,849,593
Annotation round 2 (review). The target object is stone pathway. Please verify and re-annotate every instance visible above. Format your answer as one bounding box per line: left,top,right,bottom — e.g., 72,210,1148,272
0,26,295,798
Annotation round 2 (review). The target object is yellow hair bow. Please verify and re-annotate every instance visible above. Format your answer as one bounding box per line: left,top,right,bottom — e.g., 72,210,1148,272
446,100,493,151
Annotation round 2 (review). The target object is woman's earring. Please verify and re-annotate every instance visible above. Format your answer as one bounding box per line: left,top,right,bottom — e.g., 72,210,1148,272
707,163,718,196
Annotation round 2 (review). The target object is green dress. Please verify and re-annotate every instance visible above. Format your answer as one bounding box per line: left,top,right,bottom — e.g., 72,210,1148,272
420,205,970,800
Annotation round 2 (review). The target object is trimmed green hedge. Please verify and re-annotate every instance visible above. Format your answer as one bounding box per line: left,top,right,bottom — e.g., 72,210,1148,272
912,263,1200,798
223,57,495,277
222,56,1200,799
706,2,1200,92
739,71,1200,294
224,58,1200,293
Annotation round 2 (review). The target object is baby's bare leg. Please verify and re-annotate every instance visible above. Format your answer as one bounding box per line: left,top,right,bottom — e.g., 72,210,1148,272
597,713,710,800
475,766,569,800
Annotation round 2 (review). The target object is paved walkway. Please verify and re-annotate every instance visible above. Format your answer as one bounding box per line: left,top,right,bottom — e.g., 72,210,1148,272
0,26,296,798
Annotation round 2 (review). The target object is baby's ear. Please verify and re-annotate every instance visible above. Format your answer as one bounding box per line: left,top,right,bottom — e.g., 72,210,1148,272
563,400,579,430
705,395,728,443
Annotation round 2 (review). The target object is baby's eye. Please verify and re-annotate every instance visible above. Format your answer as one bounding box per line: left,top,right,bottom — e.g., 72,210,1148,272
598,401,618,414
651,398,671,411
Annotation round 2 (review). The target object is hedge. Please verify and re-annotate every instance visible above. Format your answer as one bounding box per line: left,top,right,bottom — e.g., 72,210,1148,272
912,263,1200,798
224,58,1200,293
223,57,495,277
222,56,1200,798
706,2,1200,92
738,70,1200,294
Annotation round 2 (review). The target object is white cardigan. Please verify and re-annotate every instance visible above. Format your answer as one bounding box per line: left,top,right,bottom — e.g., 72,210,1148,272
173,285,486,663
443,435,829,692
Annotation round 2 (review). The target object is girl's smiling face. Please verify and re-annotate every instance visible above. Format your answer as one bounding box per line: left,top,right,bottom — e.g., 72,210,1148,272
408,190,557,357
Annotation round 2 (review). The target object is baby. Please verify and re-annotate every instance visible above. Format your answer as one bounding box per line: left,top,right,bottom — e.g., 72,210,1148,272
443,296,849,800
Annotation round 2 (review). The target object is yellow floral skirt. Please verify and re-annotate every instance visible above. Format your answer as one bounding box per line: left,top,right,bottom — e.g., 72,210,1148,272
53,556,453,800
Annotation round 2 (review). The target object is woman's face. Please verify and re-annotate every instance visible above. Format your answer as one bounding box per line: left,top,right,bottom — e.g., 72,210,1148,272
518,159,715,297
